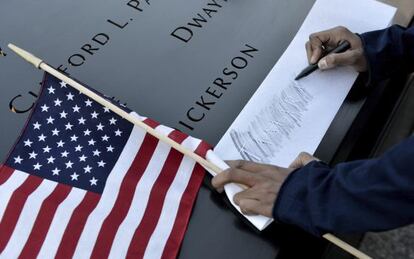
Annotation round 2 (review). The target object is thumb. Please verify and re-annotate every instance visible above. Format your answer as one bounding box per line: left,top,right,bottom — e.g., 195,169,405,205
289,152,318,169
318,50,358,70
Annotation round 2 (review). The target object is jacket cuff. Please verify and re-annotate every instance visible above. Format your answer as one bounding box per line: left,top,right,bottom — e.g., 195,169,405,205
273,161,330,237
358,25,409,86
358,33,379,87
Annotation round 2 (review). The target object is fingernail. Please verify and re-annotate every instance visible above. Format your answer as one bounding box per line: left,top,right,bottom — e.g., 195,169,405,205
318,58,328,70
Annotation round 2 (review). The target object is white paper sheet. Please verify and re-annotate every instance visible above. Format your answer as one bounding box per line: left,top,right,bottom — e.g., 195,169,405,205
210,0,396,231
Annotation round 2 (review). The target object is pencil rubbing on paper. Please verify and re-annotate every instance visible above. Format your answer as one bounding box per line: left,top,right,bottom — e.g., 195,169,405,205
230,79,313,163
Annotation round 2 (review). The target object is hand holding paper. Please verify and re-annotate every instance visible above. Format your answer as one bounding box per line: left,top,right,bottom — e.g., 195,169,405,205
211,160,294,218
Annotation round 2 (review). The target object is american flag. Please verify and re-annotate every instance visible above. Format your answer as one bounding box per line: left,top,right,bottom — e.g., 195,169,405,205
0,72,210,258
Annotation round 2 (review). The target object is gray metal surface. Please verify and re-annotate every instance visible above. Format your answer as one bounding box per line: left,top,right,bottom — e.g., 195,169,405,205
0,1,320,258
0,0,314,159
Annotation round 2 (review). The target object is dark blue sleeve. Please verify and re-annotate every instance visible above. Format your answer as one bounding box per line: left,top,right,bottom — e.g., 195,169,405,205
273,137,414,236
359,25,414,85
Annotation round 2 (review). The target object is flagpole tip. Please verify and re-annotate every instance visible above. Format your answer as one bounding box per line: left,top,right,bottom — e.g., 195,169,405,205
8,43,43,68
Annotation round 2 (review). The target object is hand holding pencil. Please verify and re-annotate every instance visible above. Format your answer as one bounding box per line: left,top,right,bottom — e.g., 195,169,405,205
305,26,367,72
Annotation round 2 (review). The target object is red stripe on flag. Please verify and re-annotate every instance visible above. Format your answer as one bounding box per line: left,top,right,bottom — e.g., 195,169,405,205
55,192,100,259
161,143,208,259
125,132,188,259
0,175,43,253
194,141,212,157
90,134,159,259
18,184,72,259
0,165,14,185
143,118,160,129
168,130,188,141
161,164,205,259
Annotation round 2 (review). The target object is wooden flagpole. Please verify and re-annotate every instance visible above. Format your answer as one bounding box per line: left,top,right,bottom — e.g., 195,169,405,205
8,43,371,259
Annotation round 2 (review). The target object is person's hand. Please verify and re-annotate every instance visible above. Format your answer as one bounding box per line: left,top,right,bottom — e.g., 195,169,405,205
306,26,367,72
211,160,294,217
288,152,319,169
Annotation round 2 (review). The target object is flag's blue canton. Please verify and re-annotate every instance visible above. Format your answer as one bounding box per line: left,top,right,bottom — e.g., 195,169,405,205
5,73,134,193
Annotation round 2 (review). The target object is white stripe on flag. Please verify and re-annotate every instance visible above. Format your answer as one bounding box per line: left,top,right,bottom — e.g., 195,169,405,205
0,180,58,258
37,188,87,259
108,126,174,259
143,137,201,259
130,112,145,121
72,125,145,259
0,170,28,220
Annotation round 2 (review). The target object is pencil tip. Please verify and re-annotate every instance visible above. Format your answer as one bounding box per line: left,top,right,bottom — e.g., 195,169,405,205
295,71,305,81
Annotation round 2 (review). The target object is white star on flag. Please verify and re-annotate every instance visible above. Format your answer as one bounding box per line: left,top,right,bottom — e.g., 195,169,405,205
33,122,41,130
48,86,55,94
29,151,38,159
14,156,23,164
109,118,117,125
47,156,55,164
70,172,79,181
115,129,122,136
60,111,68,118
46,116,55,124
93,149,101,156
97,160,106,167
52,128,60,136
84,129,91,136
38,134,46,142
72,105,81,113
78,117,86,125
41,104,49,112
90,177,98,186
33,162,42,170
65,161,73,169
52,167,61,175
61,151,69,158
97,123,104,131
54,98,62,106
84,165,92,173
91,111,99,119
65,123,74,130
75,145,83,152
67,92,74,100
24,139,33,147
43,146,51,153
